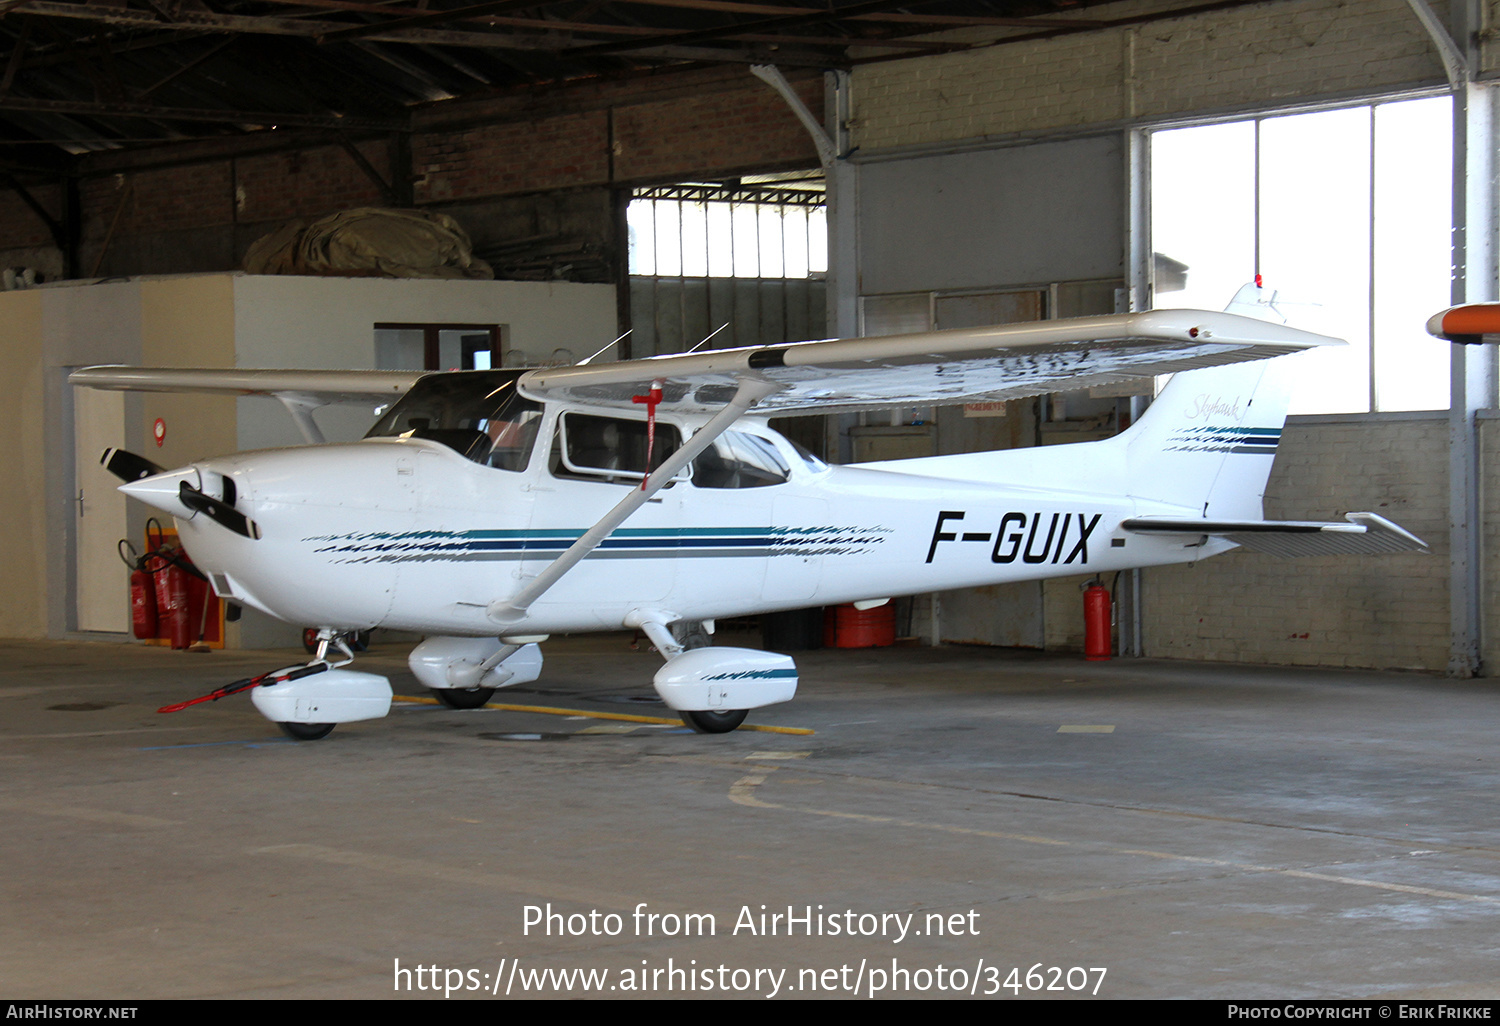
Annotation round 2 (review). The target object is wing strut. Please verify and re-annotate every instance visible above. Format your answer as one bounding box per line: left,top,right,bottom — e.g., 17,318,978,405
487,376,782,625
277,395,326,445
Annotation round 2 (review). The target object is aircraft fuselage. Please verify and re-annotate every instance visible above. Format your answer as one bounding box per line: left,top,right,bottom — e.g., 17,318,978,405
157,408,1218,637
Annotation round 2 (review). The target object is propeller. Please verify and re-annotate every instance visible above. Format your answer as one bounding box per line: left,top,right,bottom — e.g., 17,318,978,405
100,447,164,483
178,481,261,540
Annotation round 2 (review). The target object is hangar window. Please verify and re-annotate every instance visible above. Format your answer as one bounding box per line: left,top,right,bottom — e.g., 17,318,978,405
1151,96,1453,414
626,174,829,360
628,176,827,280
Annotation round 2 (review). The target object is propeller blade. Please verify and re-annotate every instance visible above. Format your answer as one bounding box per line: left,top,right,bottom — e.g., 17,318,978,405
101,448,164,483
178,481,261,540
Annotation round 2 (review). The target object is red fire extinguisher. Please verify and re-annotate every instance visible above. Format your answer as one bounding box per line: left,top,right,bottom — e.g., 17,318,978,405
154,554,191,650
130,564,158,639
121,523,212,650
120,540,160,640
1083,579,1112,662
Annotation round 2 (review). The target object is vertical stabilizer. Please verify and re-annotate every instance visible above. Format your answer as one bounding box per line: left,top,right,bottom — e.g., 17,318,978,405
1123,354,1298,519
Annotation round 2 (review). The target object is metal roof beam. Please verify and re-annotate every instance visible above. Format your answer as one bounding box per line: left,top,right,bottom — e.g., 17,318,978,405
11,1,565,51
0,95,405,129
561,0,950,58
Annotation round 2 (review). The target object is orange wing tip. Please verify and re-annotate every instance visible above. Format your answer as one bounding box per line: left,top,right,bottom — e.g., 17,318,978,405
1428,304,1500,341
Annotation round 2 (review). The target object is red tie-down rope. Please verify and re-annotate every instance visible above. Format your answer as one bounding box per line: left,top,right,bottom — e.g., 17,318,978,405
632,380,664,491
157,663,328,713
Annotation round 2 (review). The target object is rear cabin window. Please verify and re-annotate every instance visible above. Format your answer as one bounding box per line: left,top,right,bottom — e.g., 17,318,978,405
551,413,682,483
691,431,791,488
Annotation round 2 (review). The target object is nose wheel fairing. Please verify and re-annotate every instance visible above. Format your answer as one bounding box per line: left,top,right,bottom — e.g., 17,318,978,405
249,668,392,732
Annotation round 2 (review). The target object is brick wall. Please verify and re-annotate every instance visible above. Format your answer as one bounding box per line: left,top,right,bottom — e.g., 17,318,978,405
236,141,389,224
0,182,63,280
1140,414,1449,671
0,183,60,250
81,163,234,244
414,112,610,204
851,0,1451,153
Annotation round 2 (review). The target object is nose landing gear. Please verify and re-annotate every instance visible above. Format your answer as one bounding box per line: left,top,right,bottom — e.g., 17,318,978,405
157,629,391,741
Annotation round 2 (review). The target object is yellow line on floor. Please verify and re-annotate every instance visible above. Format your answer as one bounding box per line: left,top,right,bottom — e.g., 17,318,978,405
393,695,814,735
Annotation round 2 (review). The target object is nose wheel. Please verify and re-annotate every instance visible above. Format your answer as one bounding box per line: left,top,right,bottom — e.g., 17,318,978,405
278,721,336,741
679,708,747,733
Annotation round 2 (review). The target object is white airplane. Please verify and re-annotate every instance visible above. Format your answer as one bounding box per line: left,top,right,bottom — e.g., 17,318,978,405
72,287,1427,739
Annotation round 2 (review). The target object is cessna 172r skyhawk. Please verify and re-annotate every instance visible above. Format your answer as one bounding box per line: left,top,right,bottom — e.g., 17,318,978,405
72,288,1427,739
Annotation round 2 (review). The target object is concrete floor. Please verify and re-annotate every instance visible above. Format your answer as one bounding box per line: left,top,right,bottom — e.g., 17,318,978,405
3,633,1500,1000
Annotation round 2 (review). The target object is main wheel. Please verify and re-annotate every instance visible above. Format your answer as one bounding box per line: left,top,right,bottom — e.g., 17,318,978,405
433,687,497,710
679,709,747,734
278,721,335,741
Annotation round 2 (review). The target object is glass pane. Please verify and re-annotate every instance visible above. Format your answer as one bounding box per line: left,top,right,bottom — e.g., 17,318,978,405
706,202,734,277
627,199,655,275
1151,121,1257,313
654,200,682,277
757,205,784,278
783,206,810,279
808,206,828,275
1260,107,1372,414
681,201,709,277
731,204,759,277
1373,95,1453,412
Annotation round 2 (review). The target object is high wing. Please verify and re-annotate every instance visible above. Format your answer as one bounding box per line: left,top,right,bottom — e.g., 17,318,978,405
70,309,1338,420
1122,512,1428,556
68,367,426,444
67,367,423,403
516,309,1342,415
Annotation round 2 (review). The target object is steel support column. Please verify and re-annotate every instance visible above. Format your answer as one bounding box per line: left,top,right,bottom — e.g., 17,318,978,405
1446,0,1498,677
1121,126,1153,658
824,70,859,464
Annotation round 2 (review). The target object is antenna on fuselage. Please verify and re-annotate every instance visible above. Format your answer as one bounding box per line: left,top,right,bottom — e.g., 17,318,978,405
577,330,632,366
684,322,729,354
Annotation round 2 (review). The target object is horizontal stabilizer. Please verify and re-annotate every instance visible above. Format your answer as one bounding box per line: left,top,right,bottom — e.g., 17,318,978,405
1121,512,1428,557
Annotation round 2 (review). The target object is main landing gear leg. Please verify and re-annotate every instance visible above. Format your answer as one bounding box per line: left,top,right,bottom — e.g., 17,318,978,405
631,616,750,735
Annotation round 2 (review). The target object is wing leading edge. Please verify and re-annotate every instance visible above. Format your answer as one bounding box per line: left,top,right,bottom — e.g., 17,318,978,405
67,367,424,405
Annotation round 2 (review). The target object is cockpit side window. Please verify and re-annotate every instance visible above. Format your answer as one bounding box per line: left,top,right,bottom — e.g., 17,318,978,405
365,371,543,471
550,412,683,484
691,430,791,488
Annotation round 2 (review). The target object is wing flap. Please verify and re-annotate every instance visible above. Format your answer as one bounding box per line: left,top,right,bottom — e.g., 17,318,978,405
519,309,1341,415
1122,512,1428,557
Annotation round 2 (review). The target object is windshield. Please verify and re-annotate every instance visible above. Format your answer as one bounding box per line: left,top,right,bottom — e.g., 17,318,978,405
365,370,544,471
